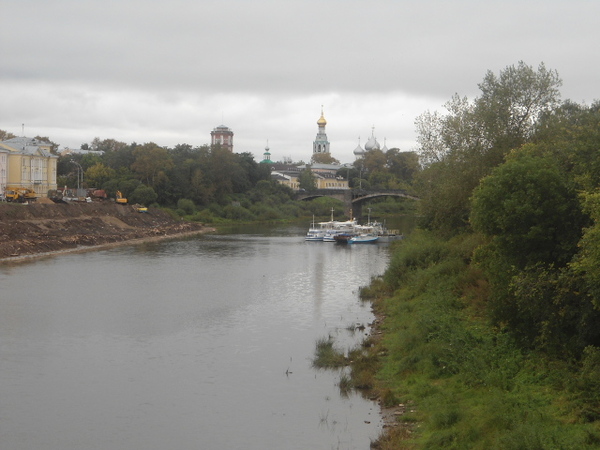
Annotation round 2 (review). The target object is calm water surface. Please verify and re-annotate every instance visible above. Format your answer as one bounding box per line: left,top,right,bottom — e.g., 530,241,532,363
0,221,413,449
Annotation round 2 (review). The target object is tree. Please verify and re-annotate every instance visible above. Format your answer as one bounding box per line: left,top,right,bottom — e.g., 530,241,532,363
102,141,136,170
311,152,340,165
414,62,563,235
85,163,116,188
534,100,600,189
131,143,174,188
571,191,600,310
90,137,128,153
34,136,59,154
337,166,359,187
386,149,420,183
470,146,591,353
360,149,387,174
470,146,582,268
298,168,317,191
476,61,562,153
0,129,16,141
130,184,158,206
203,146,237,201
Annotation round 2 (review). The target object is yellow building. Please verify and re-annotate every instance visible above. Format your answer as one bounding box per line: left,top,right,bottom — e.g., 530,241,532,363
271,168,348,191
315,174,348,190
0,137,58,198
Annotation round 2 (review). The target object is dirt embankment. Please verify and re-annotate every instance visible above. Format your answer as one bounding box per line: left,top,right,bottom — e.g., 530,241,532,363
0,201,213,260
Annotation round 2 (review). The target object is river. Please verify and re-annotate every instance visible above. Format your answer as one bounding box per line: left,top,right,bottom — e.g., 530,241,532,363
0,219,413,449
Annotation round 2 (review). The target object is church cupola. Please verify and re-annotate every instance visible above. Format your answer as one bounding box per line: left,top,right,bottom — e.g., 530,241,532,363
260,140,273,164
353,137,365,159
364,126,380,151
313,106,330,155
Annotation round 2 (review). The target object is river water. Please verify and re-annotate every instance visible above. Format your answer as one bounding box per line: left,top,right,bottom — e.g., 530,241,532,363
0,219,413,450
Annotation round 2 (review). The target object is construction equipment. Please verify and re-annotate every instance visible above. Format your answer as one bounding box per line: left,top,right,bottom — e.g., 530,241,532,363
87,189,108,201
5,187,37,203
115,190,128,204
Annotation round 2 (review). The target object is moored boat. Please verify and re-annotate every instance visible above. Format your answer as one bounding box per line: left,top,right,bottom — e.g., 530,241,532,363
305,229,325,241
333,233,355,244
348,234,379,244
305,215,325,241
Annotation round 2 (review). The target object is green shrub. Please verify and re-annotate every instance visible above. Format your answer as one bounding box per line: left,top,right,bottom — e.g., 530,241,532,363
177,198,196,215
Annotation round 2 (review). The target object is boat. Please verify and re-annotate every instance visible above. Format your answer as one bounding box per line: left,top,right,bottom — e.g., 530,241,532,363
333,233,354,244
305,215,325,241
348,233,379,244
321,219,358,242
305,230,324,241
304,207,395,244
305,208,358,242
347,209,382,243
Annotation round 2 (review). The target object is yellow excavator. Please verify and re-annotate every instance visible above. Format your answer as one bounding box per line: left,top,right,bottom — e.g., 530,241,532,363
5,186,37,203
115,190,128,205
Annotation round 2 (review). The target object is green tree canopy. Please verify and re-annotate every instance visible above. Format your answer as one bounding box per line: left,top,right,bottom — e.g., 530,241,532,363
85,163,116,188
131,143,174,188
414,62,563,235
298,168,317,191
311,152,340,165
129,184,158,206
470,146,583,268
386,149,420,183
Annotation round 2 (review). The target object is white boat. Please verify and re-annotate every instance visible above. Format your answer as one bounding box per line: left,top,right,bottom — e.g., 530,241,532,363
306,208,357,242
321,219,358,242
347,209,382,243
305,230,324,241
305,216,325,241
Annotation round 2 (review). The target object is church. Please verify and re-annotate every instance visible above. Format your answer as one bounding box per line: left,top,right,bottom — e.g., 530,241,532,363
353,126,389,160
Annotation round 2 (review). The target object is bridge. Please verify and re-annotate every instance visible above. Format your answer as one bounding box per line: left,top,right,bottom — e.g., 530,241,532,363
295,189,419,219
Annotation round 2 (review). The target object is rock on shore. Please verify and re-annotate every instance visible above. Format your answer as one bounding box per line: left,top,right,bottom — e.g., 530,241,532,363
0,202,211,260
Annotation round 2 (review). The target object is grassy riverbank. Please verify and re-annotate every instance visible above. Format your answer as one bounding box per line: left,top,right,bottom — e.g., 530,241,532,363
346,230,600,448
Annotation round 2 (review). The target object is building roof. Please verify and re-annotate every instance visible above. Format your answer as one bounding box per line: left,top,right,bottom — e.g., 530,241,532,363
0,137,56,158
60,147,105,156
300,163,342,170
212,124,233,133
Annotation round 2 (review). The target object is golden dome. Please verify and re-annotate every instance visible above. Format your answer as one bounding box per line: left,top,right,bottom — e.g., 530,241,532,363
317,106,327,126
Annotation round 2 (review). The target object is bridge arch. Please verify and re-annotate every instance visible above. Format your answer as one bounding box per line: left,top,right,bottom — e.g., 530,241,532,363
296,189,419,220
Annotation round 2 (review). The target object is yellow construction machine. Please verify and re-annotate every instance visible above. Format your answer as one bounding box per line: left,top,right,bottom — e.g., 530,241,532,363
115,190,128,204
5,187,37,203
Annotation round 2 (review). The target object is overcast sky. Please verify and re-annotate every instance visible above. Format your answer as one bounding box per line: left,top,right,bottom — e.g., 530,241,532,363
2,0,599,164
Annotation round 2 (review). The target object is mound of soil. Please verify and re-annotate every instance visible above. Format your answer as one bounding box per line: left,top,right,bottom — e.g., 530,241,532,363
0,202,211,260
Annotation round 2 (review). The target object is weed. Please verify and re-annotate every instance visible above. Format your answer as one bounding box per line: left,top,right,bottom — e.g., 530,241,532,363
312,337,347,369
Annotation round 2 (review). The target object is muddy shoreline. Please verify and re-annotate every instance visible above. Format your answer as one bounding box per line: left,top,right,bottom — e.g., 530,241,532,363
0,229,215,264
0,202,215,263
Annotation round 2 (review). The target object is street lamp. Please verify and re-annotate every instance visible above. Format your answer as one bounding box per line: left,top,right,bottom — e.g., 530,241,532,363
71,161,83,192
